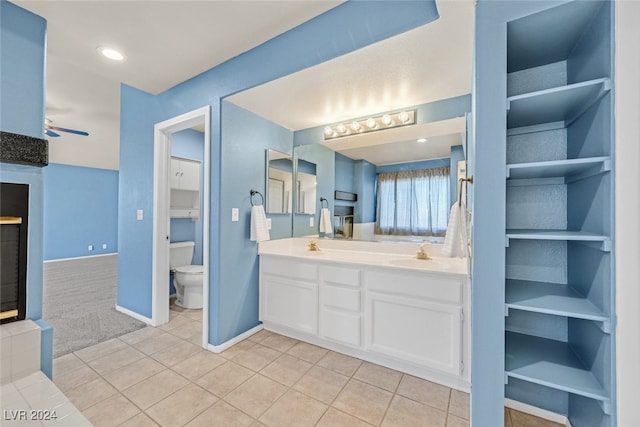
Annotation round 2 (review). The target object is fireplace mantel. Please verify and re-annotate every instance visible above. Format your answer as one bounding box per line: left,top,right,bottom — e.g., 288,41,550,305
0,131,48,167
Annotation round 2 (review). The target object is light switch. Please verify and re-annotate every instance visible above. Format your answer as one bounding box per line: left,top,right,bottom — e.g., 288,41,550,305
309,216,314,227
137,209,144,220
266,218,272,230
88,245,93,251
231,208,239,222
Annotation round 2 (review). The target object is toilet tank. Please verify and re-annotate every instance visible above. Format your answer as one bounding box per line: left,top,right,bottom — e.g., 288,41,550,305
169,241,195,270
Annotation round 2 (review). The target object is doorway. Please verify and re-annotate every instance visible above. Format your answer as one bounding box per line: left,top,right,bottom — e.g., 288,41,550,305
152,106,210,348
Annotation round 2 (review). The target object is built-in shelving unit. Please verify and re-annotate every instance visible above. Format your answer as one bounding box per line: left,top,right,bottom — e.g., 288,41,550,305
503,1,614,425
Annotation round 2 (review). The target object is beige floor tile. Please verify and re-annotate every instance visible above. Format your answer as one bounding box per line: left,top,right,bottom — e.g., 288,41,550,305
119,412,160,427
447,414,470,427
53,353,85,377
158,314,194,332
122,369,189,409
232,344,281,372
186,400,254,427
74,338,128,362
146,383,218,426
151,340,202,367
53,364,101,393
224,374,288,419
316,407,373,427
317,350,362,377
449,389,469,419
508,409,564,427
332,379,393,425
195,361,254,397
101,357,166,391
82,393,140,427
182,309,204,321
259,333,298,353
293,365,349,404
353,361,403,392
64,377,117,411
87,346,146,376
118,327,165,346
220,339,256,359
166,318,202,340
260,353,312,387
286,341,329,364
246,329,275,343
132,332,182,356
382,394,446,427
259,389,327,427
171,350,226,381
396,374,451,411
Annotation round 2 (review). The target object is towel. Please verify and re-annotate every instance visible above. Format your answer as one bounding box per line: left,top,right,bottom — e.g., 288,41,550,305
319,208,333,234
250,205,270,242
442,201,468,258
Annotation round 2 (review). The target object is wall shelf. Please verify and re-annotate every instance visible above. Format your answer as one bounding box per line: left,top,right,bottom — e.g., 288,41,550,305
507,78,611,129
506,229,609,246
505,331,610,405
506,157,610,181
505,279,608,323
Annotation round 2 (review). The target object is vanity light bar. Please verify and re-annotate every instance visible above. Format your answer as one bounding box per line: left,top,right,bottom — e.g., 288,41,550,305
324,109,417,140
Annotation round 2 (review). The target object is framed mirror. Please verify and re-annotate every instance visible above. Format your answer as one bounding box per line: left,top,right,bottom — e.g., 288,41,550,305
266,149,293,214
295,158,316,214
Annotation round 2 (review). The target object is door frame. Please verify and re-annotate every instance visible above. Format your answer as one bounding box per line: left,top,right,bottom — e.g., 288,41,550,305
152,105,210,348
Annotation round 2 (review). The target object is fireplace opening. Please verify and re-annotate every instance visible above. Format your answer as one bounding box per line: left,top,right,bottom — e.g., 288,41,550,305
1,183,28,324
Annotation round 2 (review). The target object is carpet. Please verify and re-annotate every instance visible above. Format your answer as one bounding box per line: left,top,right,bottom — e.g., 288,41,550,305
43,254,146,358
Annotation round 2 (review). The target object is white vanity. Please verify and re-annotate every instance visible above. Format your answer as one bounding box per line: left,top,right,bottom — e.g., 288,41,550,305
258,238,470,391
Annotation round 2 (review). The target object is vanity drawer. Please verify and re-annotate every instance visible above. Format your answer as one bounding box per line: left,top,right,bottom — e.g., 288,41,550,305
261,256,318,281
364,270,462,304
321,284,361,312
320,265,361,288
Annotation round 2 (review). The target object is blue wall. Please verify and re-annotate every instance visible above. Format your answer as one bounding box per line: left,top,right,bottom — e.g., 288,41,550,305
118,1,440,345
43,164,118,260
0,1,52,378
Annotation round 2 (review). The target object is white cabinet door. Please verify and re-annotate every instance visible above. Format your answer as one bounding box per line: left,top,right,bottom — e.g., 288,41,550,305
170,158,182,189
366,291,462,376
178,159,200,191
261,274,318,335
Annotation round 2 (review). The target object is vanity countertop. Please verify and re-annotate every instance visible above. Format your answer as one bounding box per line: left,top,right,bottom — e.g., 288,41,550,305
258,238,468,277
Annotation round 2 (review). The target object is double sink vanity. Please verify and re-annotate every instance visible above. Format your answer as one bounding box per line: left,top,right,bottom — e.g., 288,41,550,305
258,238,470,391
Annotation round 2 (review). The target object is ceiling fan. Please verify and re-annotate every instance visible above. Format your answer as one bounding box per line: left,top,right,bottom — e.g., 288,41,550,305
44,119,89,138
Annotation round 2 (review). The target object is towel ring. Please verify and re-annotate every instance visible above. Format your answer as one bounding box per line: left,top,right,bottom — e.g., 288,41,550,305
250,190,264,206
320,197,329,209
457,176,474,206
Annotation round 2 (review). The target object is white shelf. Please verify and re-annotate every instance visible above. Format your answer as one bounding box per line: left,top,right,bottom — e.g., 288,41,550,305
505,331,610,405
507,78,611,129
506,157,610,182
505,279,608,323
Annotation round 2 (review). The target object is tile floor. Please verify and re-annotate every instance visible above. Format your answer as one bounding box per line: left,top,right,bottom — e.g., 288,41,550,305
51,304,564,427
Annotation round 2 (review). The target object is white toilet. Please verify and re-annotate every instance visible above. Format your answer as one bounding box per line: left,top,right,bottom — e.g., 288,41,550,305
169,241,204,309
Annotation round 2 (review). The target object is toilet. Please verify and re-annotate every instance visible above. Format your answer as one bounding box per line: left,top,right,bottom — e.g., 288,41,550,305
169,241,204,309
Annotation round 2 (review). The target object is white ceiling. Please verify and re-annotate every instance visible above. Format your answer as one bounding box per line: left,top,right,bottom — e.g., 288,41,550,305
14,0,474,169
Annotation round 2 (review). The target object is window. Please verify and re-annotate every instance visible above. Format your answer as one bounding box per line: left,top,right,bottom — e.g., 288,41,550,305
375,167,450,236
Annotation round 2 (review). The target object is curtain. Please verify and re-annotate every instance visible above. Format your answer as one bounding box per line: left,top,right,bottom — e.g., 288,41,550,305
375,167,450,236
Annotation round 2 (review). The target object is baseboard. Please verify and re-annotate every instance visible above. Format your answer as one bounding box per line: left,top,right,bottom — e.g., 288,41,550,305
115,305,153,325
505,398,572,427
44,252,117,263
206,324,264,354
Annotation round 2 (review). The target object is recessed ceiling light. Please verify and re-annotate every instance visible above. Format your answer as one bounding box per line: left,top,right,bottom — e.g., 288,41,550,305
97,46,126,61
417,138,427,143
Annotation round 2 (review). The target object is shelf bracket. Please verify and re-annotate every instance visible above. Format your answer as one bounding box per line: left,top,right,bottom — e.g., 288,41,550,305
504,373,510,385
599,399,612,415
505,236,510,248
598,319,612,334
574,239,612,253
505,306,510,317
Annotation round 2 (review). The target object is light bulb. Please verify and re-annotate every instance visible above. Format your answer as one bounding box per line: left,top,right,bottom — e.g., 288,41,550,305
324,127,335,137
399,111,410,123
382,115,393,126
97,46,126,61
337,124,347,134
417,138,427,143
366,118,377,129
351,121,362,132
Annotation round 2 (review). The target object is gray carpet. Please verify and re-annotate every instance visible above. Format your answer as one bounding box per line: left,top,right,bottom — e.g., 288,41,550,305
43,254,146,358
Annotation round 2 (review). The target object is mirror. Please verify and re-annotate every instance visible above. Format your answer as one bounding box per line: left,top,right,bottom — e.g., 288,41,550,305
295,158,316,214
266,149,293,214
223,0,473,240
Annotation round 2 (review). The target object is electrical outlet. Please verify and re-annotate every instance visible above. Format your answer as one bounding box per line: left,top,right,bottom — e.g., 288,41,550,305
102,244,107,249
136,209,144,220
309,216,314,227
88,245,93,251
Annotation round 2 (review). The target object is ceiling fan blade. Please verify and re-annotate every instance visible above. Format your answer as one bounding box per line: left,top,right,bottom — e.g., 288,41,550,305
48,126,89,136
45,129,61,137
